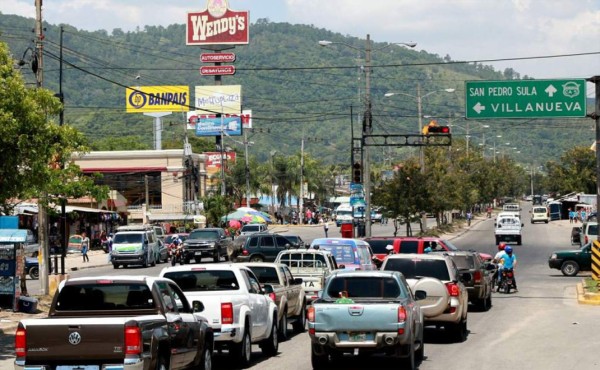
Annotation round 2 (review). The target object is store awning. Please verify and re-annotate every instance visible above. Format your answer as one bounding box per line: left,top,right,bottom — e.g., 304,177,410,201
147,214,206,223
64,205,115,214
0,229,28,243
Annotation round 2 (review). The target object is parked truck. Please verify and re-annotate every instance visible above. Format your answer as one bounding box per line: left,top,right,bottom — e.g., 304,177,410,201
307,270,428,369
240,262,307,340
14,275,213,370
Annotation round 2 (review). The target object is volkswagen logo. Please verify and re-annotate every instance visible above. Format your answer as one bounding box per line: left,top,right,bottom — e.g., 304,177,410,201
68,331,82,345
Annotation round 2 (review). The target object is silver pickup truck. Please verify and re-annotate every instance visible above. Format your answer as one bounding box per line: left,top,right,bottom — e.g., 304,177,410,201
307,270,434,369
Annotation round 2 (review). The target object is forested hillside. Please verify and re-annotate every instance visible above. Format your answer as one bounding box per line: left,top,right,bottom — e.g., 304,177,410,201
1,13,593,168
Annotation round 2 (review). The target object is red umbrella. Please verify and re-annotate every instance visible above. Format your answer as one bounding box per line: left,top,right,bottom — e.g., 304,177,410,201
229,219,241,229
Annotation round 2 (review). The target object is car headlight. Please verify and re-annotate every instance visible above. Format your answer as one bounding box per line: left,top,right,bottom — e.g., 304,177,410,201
550,253,557,259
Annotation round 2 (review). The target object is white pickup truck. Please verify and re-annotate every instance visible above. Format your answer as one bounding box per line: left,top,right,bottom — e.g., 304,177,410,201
495,215,524,245
275,249,339,304
160,263,279,367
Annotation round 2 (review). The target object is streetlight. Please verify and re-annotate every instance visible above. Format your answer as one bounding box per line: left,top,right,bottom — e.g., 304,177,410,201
319,35,417,238
385,87,455,171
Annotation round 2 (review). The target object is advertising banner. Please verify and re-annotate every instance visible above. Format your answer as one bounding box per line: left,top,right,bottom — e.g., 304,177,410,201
186,0,249,46
194,85,241,115
187,109,252,130
126,86,190,113
195,116,242,137
204,151,237,189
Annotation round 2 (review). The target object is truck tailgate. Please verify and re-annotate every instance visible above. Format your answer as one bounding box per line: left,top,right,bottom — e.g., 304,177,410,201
314,303,400,332
182,291,242,327
21,317,131,362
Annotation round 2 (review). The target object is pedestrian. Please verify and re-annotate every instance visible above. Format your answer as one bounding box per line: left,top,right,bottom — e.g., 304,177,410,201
81,232,90,263
324,222,329,237
568,208,574,223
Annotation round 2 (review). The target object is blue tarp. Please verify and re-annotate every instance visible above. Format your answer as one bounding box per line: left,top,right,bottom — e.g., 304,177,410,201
0,229,28,243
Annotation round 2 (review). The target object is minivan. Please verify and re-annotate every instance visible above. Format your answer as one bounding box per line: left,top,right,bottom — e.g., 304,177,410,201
111,224,160,268
240,223,268,236
530,206,549,224
309,238,376,271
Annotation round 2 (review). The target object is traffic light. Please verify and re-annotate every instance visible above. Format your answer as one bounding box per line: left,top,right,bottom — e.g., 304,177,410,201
352,162,362,183
427,125,450,134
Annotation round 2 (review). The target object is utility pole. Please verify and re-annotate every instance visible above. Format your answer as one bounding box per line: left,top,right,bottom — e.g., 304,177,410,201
300,137,305,225
244,129,251,208
363,34,372,238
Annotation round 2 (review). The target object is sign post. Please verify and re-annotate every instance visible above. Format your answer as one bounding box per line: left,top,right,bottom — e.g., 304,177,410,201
465,79,587,119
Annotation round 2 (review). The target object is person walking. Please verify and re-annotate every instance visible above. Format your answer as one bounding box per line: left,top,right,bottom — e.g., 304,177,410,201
81,232,90,263
324,222,329,237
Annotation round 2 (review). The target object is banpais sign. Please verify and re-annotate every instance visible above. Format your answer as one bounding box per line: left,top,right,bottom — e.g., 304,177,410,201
187,0,249,45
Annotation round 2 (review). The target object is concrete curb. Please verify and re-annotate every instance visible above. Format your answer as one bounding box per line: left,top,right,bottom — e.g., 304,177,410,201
576,281,600,305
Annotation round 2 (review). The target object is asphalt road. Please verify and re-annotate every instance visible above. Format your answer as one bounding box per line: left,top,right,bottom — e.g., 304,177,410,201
2,208,599,370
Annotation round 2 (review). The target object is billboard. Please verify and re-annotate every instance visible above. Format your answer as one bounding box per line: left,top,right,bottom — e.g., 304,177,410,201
195,85,241,115
187,109,252,130
186,0,249,46
204,151,237,189
195,116,242,137
126,86,189,113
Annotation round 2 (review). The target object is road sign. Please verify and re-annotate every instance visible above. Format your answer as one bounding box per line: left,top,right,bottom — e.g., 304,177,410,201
465,79,587,119
200,53,236,63
200,65,236,76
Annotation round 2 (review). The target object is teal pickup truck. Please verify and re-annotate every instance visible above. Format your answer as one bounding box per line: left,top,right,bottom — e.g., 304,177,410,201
548,242,592,276
308,270,438,369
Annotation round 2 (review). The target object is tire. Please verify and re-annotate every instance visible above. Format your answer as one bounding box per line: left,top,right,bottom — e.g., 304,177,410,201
415,334,424,366
292,304,307,333
261,316,278,356
29,266,39,280
311,344,329,370
476,297,489,311
213,249,220,263
155,355,168,370
249,255,264,262
231,329,252,367
113,263,120,269
486,295,492,309
504,283,510,294
142,254,148,268
449,318,467,343
278,312,288,341
561,260,580,277
401,341,416,370
200,345,212,370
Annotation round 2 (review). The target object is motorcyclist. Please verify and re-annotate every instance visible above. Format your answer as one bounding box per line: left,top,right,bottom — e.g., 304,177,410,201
501,246,518,292
169,234,183,265
493,242,506,286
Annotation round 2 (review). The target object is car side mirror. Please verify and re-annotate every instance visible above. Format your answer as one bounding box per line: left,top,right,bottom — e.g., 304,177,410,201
521,223,524,227
192,300,204,313
285,243,292,249
293,277,303,285
414,290,427,301
338,264,346,269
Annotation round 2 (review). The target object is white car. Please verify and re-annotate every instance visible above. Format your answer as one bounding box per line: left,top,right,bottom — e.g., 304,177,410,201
530,206,549,224
160,263,279,367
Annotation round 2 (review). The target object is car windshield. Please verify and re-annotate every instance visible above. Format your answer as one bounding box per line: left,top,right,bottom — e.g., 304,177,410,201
588,224,598,235
336,210,352,217
247,266,279,284
315,244,355,264
163,270,239,291
442,240,460,251
113,234,143,244
326,277,405,299
56,283,155,311
383,258,451,281
189,230,219,239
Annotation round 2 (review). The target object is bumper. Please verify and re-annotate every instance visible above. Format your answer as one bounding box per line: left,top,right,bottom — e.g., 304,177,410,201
425,297,463,325
495,234,520,242
309,331,410,349
15,357,146,370
548,258,563,270
185,249,216,259
111,254,145,264
212,324,244,343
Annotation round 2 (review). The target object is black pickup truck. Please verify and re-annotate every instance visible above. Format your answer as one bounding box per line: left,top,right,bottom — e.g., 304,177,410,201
183,228,232,263
14,275,213,370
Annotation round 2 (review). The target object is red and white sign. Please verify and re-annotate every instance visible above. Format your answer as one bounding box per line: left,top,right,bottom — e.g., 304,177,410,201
187,109,252,129
205,151,237,167
200,65,236,76
186,0,249,46
201,52,236,63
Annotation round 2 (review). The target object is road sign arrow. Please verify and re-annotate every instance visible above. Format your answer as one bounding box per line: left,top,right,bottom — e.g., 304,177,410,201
545,84,557,97
473,102,486,114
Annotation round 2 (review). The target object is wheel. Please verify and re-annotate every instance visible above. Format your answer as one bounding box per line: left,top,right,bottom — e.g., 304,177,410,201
231,329,252,367
311,344,329,370
261,317,278,356
213,250,220,263
113,263,120,269
200,345,212,370
415,333,424,366
249,255,264,262
448,318,467,343
504,283,510,294
142,254,148,268
517,236,522,245
485,295,492,309
292,304,307,333
278,312,288,341
400,341,416,370
29,266,39,280
561,260,580,277
476,296,489,311
155,355,168,370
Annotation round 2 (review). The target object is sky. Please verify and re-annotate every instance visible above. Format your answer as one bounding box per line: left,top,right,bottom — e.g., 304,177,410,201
1,0,599,94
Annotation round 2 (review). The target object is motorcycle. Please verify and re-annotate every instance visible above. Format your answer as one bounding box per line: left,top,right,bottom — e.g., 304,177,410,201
497,268,515,294
169,243,185,266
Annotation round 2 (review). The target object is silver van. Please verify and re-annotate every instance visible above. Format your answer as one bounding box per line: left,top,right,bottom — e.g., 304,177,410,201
240,224,268,236
111,225,160,268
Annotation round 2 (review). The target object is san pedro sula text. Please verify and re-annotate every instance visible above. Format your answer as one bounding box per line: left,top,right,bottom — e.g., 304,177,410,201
147,92,187,105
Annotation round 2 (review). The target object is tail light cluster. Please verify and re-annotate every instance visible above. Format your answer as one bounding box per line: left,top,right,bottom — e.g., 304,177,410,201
221,302,234,324
307,306,315,335
241,247,249,256
124,324,142,355
268,292,276,302
445,282,460,297
473,270,482,284
397,306,407,335
14,327,26,357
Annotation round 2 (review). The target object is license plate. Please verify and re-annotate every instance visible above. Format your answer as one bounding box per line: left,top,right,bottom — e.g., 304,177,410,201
57,366,99,370
348,332,366,342
195,252,202,255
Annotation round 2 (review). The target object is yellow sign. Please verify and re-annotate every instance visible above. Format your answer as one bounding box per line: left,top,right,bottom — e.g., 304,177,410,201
126,86,190,113
194,85,242,115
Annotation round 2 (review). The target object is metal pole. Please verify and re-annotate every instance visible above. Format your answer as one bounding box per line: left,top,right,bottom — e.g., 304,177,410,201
244,130,251,207
59,26,66,276
466,120,470,158
300,137,304,225
592,76,600,242
417,84,424,173
364,34,372,238
220,114,226,196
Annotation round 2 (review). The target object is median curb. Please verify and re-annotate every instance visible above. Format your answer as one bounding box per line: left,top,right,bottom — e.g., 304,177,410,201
576,282,600,305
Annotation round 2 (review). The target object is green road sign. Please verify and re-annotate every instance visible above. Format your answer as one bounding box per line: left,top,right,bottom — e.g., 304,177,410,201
465,79,587,119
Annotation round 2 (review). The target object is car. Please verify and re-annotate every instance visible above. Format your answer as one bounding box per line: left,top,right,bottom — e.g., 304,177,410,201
111,224,160,269
530,206,549,224
548,242,592,276
309,238,377,271
579,221,598,246
235,232,296,262
156,239,169,263
183,228,232,263
239,223,268,236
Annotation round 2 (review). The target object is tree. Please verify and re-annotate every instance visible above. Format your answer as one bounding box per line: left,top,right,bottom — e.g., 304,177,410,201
544,146,596,194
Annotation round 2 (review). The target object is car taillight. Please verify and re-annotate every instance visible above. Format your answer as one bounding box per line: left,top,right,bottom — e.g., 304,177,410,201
307,306,315,322
268,292,276,302
242,248,249,256
473,271,482,283
221,302,234,324
14,327,26,357
585,235,589,244
446,282,460,297
397,306,407,334
124,324,142,355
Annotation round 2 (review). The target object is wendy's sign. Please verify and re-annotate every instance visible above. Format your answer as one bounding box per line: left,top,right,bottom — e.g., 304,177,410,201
187,0,249,46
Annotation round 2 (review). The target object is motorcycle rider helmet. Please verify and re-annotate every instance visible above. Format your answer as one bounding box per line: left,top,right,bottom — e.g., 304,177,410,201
498,242,506,251
505,246,513,254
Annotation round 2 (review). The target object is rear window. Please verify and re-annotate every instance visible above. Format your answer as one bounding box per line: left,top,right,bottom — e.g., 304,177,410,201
398,240,419,253
326,276,405,299
56,283,155,311
365,239,394,254
242,225,260,232
247,266,279,284
189,230,220,239
588,224,598,235
163,270,239,291
278,253,329,268
383,258,451,281
315,244,356,264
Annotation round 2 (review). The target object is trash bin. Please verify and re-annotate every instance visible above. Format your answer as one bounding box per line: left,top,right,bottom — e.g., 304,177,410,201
18,296,38,313
340,223,354,238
